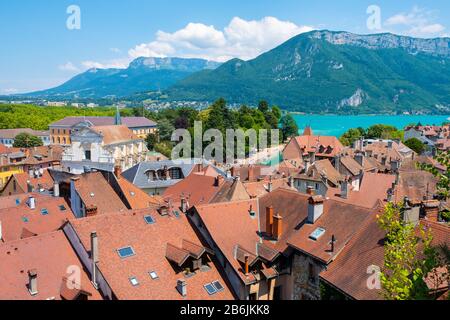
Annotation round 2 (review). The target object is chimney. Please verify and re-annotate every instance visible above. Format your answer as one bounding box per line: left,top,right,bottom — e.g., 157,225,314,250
247,166,254,182
354,153,364,167
266,206,274,237
28,269,38,296
86,205,98,217
306,186,315,196
309,151,316,164
28,169,34,178
334,155,341,172
330,235,336,253
304,158,310,173
402,197,420,226
27,181,33,193
177,279,187,297
90,232,99,288
180,197,188,213
387,141,393,149
390,159,400,172
288,175,294,188
27,196,36,210
267,179,273,193
273,215,283,240
244,254,250,275
53,182,60,197
422,200,440,222
307,196,324,224
114,166,122,179
386,188,393,202
230,166,236,177
340,179,349,199
214,175,224,187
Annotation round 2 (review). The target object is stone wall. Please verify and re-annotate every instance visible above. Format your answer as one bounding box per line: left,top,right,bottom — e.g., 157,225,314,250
292,254,324,300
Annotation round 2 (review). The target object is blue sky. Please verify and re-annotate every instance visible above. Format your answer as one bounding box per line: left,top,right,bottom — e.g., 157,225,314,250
1,0,449,94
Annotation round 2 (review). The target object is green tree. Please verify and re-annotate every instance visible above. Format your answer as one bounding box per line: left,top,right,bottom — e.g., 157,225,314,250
257,100,269,114
339,127,365,146
377,203,434,300
13,133,43,148
418,150,450,199
404,138,425,154
280,114,299,141
145,133,158,151
157,118,175,142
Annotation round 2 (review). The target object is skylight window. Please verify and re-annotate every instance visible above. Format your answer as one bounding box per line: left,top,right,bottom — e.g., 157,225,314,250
144,215,155,224
59,205,67,211
117,246,135,259
129,277,139,286
130,191,135,197
149,271,159,280
212,281,224,292
204,283,218,295
309,227,326,241
15,199,21,205
41,208,49,216
173,211,180,218
22,216,29,223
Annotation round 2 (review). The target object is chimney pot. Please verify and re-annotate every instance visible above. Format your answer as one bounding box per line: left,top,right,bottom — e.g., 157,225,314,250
28,269,38,296
28,196,36,210
244,254,250,275
177,279,187,297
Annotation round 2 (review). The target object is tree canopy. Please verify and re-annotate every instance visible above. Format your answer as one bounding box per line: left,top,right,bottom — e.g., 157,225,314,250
13,133,43,148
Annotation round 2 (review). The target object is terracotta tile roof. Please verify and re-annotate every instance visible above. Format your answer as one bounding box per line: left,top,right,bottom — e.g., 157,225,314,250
321,215,449,300
0,194,74,242
243,177,289,198
91,125,141,145
340,156,363,176
0,128,49,139
117,175,162,209
163,174,225,208
0,231,102,300
12,169,54,193
166,243,191,266
69,208,234,300
303,159,342,186
72,172,128,214
393,171,438,203
211,179,251,203
0,193,33,210
193,199,261,284
293,135,344,158
328,173,396,209
286,199,374,264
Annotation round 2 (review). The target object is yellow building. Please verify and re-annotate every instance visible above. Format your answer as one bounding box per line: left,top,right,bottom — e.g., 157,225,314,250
0,155,24,189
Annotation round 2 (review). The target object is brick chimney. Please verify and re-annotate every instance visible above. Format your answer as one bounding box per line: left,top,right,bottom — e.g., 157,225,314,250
28,269,38,296
247,166,254,182
308,195,324,224
90,232,99,288
114,166,122,179
422,200,440,222
266,206,274,237
214,175,224,187
273,214,283,240
306,186,315,196
230,166,236,178
177,279,187,297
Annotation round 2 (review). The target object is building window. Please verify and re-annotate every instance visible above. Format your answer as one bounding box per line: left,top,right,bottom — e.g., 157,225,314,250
85,150,91,161
308,263,316,283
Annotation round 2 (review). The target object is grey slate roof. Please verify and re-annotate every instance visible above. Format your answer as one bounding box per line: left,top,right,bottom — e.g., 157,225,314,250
50,117,157,128
122,159,214,189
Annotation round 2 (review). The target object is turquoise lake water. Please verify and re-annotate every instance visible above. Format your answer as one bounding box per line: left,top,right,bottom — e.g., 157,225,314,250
293,115,450,138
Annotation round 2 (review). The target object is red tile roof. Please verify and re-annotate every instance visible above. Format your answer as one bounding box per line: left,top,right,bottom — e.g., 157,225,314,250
0,231,102,300
13,169,55,193
72,172,128,214
0,194,73,242
69,208,234,300
117,175,162,209
91,125,141,145
293,135,344,158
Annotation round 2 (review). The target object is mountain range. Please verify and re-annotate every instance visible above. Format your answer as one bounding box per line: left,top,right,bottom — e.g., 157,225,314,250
25,57,221,99
24,30,450,114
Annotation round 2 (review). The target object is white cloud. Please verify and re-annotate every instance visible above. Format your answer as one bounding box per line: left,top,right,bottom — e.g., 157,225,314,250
0,88,18,95
58,62,79,72
384,6,446,37
129,16,314,62
110,47,121,53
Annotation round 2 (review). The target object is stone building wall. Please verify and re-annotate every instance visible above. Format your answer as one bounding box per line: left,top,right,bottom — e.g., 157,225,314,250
292,254,325,300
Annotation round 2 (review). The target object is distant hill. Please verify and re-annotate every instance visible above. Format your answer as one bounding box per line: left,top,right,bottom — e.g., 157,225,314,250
25,57,221,99
167,30,450,114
